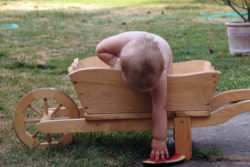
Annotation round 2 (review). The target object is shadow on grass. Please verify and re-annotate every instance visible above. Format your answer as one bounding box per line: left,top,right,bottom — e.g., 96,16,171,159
2,61,56,70
8,132,224,166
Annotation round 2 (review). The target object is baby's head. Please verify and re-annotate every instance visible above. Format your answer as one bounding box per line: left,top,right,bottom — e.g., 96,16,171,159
120,35,164,92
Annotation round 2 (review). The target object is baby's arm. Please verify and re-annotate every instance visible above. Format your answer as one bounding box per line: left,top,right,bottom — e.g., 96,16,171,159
150,70,168,161
96,34,130,67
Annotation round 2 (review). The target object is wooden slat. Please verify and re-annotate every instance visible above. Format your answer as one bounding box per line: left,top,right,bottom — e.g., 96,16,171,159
211,89,250,111
83,111,209,120
174,111,210,117
80,56,110,68
37,101,250,133
55,107,85,118
44,98,48,115
192,100,250,127
84,112,152,120
51,104,62,117
32,130,39,138
175,117,192,160
56,107,209,120
77,56,214,74
71,68,152,114
28,104,43,117
37,118,175,133
25,118,40,123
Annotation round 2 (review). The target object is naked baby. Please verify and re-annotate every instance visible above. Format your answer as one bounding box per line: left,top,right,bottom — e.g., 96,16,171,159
72,31,173,161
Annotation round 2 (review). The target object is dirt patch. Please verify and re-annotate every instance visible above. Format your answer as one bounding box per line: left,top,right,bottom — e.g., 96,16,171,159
0,2,104,11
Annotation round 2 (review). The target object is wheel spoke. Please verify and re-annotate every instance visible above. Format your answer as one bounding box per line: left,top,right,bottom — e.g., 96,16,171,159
15,88,79,148
51,104,62,117
32,130,39,138
25,118,40,123
44,98,48,115
29,104,43,117
54,117,70,120
47,134,51,144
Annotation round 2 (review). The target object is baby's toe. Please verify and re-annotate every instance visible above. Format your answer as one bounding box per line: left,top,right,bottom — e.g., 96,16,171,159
160,150,165,160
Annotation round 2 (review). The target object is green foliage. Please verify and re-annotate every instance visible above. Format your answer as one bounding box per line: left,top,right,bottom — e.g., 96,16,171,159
2,61,56,70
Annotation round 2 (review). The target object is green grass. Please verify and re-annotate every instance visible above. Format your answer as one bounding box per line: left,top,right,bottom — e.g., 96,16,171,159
0,0,250,166
192,144,223,161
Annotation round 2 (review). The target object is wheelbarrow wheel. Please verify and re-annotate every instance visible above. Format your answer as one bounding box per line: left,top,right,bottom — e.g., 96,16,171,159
15,88,80,148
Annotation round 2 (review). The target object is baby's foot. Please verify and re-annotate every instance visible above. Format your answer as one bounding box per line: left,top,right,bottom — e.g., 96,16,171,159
68,58,83,73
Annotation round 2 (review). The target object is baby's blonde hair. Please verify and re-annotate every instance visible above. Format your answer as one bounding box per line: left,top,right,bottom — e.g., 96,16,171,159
120,35,164,91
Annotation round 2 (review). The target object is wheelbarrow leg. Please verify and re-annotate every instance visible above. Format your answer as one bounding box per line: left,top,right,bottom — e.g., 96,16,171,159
174,117,192,160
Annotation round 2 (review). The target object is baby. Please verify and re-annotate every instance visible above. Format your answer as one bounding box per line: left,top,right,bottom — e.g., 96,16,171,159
72,31,173,161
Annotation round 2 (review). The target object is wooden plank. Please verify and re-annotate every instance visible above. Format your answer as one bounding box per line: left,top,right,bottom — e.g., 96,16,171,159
173,60,213,74
79,56,214,74
25,118,40,123
71,69,152,114
192,100,250,127
174,117,192,160
55,107,85,118
211,89,250,111
55,107,209,120
32,88,56,99
84,112,152,120
175,111,210,117
167,71,220,112
37,118,175,133
84,111,210,120
80,56,110,68
70,68,220,114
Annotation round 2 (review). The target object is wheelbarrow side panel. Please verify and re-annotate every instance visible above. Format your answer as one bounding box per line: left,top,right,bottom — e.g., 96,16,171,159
70,68,220,117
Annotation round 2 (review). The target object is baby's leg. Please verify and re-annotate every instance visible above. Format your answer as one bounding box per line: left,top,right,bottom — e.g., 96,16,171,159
167,60,173,74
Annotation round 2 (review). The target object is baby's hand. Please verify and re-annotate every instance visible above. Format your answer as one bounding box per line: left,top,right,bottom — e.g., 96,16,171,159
150,138,169,162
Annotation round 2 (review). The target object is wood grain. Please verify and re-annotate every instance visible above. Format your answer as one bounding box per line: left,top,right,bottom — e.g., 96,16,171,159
192,100,250,127
70,68,220,115
211,89,250,111
174,117,192,160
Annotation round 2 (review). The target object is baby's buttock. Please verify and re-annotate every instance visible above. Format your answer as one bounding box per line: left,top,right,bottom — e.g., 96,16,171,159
123,31,172,68
151,35,172,69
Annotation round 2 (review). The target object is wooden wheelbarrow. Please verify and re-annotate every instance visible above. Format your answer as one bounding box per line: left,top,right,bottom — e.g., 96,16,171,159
15,56,250,160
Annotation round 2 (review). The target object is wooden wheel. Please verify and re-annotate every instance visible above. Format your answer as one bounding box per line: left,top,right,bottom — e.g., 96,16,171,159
15,88,80,148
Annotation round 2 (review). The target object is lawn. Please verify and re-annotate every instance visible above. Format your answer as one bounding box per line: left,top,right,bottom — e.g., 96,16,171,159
0,0,249,166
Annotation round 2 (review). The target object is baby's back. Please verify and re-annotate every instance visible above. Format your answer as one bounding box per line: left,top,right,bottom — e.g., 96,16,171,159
118,31,172,68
